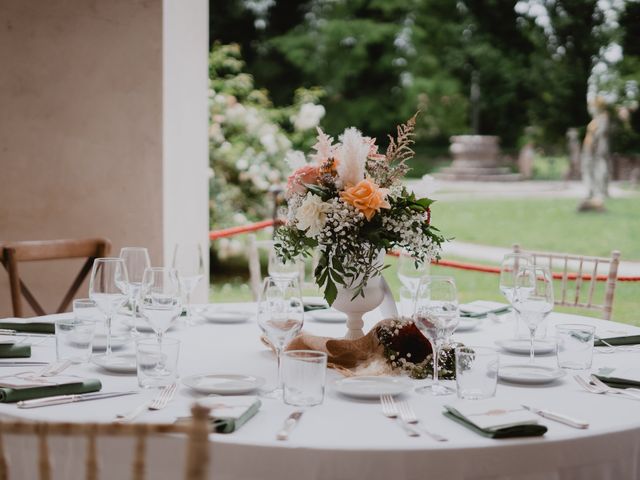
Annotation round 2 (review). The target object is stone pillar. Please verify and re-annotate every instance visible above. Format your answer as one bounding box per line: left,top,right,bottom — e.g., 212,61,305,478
0,0,209,316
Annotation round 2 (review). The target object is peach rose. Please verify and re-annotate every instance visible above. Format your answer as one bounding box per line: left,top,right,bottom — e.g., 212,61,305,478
340,179,391,221
286,165,320,197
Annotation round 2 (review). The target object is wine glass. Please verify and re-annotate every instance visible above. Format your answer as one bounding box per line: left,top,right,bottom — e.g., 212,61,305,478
119,247,151,337
172,243,205,325
513,265,554,362
268,249,301,289
499,253,532,334
412,276,459,396
89,258,129,362
397,250,429,295
139,267,182,346
257,276,304,399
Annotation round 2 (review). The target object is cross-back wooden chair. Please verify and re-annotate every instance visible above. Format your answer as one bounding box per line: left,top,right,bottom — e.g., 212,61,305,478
0,404,210,480
247,234,317,300
513,244,621,320
1,238,111,317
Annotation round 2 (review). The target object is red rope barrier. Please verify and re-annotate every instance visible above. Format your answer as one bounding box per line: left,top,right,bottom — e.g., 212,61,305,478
209,220,640,282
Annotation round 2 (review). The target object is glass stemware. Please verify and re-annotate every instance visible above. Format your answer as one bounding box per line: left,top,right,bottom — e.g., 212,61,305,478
412,276,459,396
172,243,205,325
139,267,182,347
513,265,554,362
257,276,304,399
268,249,301,290
88,258,129,361
499,253,533,335
119,247,151,337
397,250,429,295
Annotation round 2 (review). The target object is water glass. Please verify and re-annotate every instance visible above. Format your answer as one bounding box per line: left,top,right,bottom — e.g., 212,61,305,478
136,338,180,388
455,346,499,400
281,350,327,406
556,324,595,370
55,318,96,363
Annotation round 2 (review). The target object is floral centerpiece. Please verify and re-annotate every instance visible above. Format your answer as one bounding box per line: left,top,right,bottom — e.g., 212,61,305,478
275,114,445,304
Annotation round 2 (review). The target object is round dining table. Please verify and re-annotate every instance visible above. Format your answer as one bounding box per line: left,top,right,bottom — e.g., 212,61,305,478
0,304,639,480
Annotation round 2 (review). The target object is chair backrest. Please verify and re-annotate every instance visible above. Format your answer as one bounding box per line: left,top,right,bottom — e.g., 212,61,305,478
0,404,210,480
512,244,620,320
246,234,317,301
1,238,112,317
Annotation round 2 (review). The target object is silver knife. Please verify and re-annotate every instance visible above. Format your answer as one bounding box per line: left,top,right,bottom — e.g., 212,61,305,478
0,329,53,337
522,404,589,429
17,391,139,409
276,410,304,440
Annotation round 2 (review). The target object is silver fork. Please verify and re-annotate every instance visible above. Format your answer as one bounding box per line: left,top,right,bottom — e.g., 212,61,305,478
574,375,640,401
115,384,177,422
589,375,640,398
380,394,420,437
37,359,73,377
148,383,177,410
396,400,448,442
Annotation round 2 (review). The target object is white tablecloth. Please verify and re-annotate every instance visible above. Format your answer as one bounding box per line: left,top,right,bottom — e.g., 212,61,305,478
1,306,639,480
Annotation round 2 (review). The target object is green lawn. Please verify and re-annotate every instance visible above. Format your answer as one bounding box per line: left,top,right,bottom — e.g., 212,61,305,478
431,197,640,260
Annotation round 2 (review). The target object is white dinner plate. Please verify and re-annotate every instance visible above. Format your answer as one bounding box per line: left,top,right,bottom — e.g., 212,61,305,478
498,364,566,385
333,376,412,399
495,338,556,355
91,353,137,374
307,310,347,323
91,334,130,351
201,310,251,324
455,317,481,332
124,318,177,334
182,374,265,395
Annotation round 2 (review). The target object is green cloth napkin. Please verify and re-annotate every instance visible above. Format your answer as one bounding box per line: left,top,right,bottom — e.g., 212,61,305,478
176,398,261,433
443,410,547,439
595,335,640,347
304,304,328,312
0,378,102,403
460,306,511,318
0,344,31,358
0,322,55,334
593,374,640,390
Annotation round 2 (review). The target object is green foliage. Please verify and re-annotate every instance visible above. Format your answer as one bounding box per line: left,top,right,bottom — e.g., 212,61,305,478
208,43,324,258
211,0,639,151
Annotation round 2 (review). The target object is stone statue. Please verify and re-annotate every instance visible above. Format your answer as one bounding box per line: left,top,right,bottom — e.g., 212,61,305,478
578,97,610,211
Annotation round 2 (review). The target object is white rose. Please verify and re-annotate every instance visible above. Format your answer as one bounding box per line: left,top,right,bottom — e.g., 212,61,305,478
295,194,331,238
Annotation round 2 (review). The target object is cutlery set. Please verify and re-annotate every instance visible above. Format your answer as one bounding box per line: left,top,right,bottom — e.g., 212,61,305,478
115,383,178,423
380,394,448,441
574,375,640,400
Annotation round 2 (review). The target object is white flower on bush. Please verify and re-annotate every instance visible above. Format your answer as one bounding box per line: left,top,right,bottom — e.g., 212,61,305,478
285,151,307,170
295,193,331,238
291,103,326,131
337,127,368,186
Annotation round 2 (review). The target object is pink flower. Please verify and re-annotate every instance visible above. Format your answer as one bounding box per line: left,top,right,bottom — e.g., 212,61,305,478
286,165,320,197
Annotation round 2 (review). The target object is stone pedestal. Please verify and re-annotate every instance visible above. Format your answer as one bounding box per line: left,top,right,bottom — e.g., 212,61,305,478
436,135,521,181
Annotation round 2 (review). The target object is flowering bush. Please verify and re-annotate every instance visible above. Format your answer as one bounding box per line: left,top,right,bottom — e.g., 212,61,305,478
209,44,324,259
275,115,446,304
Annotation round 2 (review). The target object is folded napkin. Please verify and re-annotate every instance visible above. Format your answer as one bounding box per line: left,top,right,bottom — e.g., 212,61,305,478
0,321,55,335
304,304,328,312
459,301,511,318
443,400,547,439
595,335,640,347
0,377,101,403
0,344,31,358
177,396,261,433
594,367,640,389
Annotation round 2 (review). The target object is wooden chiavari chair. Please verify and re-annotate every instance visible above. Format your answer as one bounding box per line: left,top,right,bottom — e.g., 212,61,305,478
0,404,211,480
513,244,620,320
1,238,111,317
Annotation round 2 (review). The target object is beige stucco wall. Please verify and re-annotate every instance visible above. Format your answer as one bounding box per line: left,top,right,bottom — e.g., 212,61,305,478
0,0,209,316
